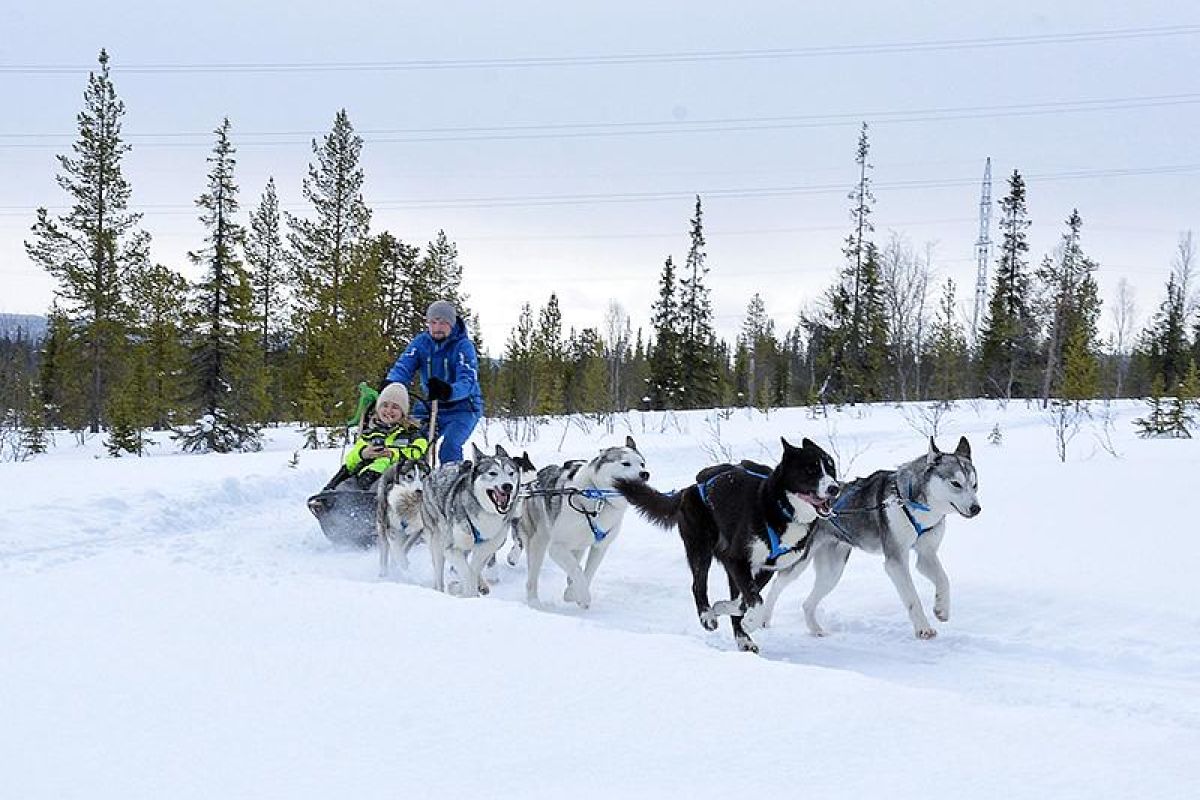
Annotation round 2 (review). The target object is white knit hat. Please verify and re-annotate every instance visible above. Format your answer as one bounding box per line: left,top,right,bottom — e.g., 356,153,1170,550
377,383,410,416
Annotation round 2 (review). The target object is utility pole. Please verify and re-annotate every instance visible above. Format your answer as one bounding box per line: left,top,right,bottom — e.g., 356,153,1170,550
971,157,993,345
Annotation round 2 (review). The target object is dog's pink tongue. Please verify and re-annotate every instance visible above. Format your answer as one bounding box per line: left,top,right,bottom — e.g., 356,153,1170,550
491,488,511,510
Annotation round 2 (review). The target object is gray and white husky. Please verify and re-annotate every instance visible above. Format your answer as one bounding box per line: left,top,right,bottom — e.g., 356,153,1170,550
522,436,649,609
502,451,539,567
763,436,982,639
375,458,430,577
415,443,522,597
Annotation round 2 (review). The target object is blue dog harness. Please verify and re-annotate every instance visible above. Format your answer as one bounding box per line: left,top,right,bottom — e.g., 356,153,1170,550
569,487,623,542
828,477,932,538
697,467,800,561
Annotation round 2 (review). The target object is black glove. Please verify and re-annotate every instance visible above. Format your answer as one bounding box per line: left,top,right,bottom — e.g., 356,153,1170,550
427,377,452,402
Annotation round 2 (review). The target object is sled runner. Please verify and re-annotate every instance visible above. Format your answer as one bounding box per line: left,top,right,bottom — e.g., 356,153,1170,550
307,487,377,549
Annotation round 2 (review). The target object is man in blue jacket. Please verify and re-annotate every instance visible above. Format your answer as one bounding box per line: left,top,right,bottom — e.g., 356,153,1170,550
383,299,483,463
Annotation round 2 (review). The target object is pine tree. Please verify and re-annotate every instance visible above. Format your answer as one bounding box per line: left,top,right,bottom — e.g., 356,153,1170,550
128,262,189,430
500,302,538,417
649,255,683,408
857,243,890,399
677,196,720,408
814,124,883,403
176,119,263,453
245,178,290,422
1060,324,1099,408
1138,248,1191,393
104,350,153,456
285,110,375,427
1037,210,1101,405
25,50,150,433
420,230,468,319
37,305,86,430
927,278,968,402
19,387,49,456
371,231,422,351
845,122,875,347
533,294,566,414
977,170,1038,398
565,327,607,414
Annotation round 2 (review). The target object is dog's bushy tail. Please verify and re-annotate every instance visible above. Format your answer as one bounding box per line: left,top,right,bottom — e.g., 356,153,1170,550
614,478,685,529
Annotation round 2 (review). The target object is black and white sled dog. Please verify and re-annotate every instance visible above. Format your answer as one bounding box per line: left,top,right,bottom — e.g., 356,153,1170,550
522,436,649,609
762,436,981,639
375,458,431,577
406,443,522,597
617,437,840,653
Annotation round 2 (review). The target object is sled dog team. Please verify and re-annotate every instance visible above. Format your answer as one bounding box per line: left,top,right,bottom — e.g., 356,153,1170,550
371,433,981,653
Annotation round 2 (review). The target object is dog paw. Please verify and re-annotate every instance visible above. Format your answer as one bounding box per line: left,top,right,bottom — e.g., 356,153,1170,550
934,607,949,622
916,626,938,639
735,635,760,654
506,548,522,567
699,610,719,631
478,580,491,596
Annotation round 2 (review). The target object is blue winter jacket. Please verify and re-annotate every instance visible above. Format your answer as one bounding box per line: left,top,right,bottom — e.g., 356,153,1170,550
385,318,484,415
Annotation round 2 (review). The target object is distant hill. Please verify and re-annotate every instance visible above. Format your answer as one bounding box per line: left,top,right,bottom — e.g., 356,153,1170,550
0,313,47,342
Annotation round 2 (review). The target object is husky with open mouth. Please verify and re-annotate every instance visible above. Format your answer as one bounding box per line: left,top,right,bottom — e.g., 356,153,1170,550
617,437,840,653
413,443,522,597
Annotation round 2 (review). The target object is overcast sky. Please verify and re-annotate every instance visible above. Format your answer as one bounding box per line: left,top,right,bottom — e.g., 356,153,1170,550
2,1,1198,352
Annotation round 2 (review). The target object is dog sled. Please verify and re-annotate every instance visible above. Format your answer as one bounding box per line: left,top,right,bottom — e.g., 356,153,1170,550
306,382,438,549
307,486,379,549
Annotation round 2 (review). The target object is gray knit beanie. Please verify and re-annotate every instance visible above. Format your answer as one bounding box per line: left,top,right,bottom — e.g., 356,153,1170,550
426,300,457,324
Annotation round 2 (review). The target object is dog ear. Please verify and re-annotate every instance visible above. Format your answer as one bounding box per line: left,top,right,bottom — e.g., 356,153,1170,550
471,442,484,461
802,437,816,450
494,443,509,459
955,436,972,460
780,436,796,451
625,435,638,451
928,437,941,458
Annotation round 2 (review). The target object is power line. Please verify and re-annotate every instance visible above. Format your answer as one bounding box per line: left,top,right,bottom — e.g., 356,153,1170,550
3,24,1198,74
0,163,1194,216
2,92,1198,148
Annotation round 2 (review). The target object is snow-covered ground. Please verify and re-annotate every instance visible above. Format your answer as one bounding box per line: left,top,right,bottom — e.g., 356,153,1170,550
2,400,1197,799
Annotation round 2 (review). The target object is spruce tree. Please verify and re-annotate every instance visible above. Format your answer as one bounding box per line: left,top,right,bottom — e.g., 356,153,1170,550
286,109,375,427
977,170,1038,398
500,302,538,417
1138,262,1190,392
649,255,683,408
371,231,422,350
176,119,263,453
533,294,566,414
845,122,875,346
245,177,289,420
127,262,189,430
927,278,968,402
1037,210,1101,405
420,230,468,319
37,305,83,430
677,196,720,408
25,50,149,433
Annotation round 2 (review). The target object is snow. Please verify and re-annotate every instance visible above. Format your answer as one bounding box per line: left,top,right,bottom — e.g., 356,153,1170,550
2,400,1198,799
